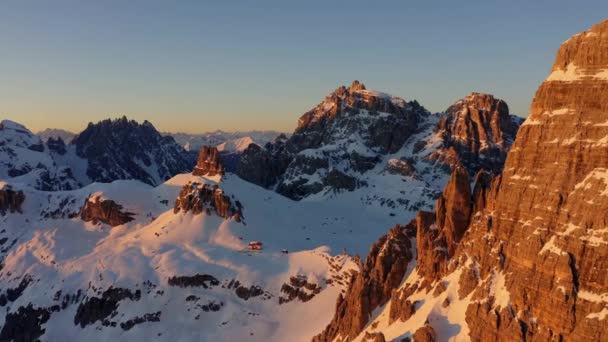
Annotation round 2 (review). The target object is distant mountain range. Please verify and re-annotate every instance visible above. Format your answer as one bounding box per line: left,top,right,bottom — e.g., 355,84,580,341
165,130,286,153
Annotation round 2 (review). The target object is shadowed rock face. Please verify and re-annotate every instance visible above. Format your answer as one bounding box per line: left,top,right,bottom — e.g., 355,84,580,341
192,146,224,177
0,304,54,342
312,224,415,342
173,182,243,222
72,116,191,186
80,195,135,227
0,186,25,216
236,141,291,189
428,93,521,174
46,137,67,155
74,287,142,328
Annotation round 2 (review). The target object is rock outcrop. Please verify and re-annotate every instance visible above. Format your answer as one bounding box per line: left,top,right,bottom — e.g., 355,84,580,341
413,324,437,342
363,331,386,342
80,195,135,227
46,137,67,155
173,182,243,222
192,146,224,176
0,185,25,215
312,224,415,342
74,287,142,328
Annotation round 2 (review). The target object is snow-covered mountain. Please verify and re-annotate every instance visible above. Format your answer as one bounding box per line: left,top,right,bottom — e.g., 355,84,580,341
72,117,193,186
0,117,192,191
237,81,521,211
0,120,82,190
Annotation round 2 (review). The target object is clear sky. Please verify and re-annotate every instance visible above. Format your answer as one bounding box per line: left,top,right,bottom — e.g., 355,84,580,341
1,1,607,133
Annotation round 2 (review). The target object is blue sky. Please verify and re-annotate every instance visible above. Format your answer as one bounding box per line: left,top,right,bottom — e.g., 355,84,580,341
1,1,607,133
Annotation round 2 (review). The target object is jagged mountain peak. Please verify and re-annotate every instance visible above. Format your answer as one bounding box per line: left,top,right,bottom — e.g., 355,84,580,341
444,92,518,146
72,117,192,186
238,80,521,202
80,116,157,133
238,81,435,200
296,81,415,133
427,92,521,174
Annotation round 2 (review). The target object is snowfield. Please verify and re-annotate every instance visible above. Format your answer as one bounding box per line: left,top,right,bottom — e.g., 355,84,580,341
0,166,445,341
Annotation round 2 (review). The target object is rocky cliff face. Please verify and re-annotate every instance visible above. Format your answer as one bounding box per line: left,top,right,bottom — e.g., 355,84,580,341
455,19,608,341
72,117,192,186
80,195,135,227
428,93,521,174
173,182,243,222
0,185,25,216
317,19,608,342
192,146,224,177
312,224,415,342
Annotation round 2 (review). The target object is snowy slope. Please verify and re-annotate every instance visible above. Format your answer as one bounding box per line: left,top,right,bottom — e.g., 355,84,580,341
0,167,443,341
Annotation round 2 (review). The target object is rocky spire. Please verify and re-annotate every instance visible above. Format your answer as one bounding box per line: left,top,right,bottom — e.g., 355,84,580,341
192,146,224,177
416,166,473,284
